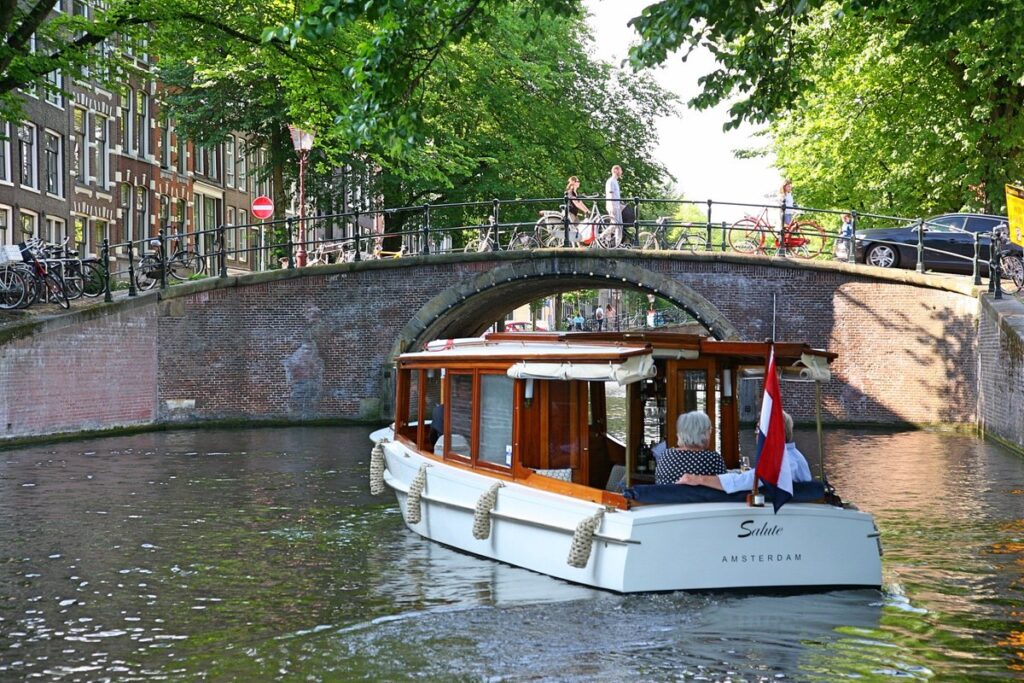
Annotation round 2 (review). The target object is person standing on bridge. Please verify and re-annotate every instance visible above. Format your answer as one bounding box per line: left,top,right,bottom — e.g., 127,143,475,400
605,165,623,231
781,179,795,226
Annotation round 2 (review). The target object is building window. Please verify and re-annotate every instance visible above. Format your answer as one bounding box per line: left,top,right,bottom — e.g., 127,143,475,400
73,215,87,253
44,131,62,197
0,122,10,183
44,69,63,108
120,184,132,245
20,210,37,239
0,206,10,245
45,216,65,243
122,87,133,155
91,220,108,256
135,186,148,242
226,137,235,188
160,116,171,168
226,207,236,257
135,90,148,157
72,108,86,184
236,143,246,190
238,209,249,253
175,198,186,236
94,114,107,187
18,124,37,189
176,133,186,174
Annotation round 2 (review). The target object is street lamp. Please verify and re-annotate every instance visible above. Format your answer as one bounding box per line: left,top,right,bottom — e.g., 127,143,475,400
287,124,315,267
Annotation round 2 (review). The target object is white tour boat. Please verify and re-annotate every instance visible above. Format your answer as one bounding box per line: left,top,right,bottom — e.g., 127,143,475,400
368,331,882,593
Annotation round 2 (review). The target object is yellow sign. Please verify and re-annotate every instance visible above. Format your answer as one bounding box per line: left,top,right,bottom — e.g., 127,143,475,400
1005,183,1024,247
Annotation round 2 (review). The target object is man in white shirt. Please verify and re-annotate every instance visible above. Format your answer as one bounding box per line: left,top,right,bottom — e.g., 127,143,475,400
605,165,623,231
677,411,813,493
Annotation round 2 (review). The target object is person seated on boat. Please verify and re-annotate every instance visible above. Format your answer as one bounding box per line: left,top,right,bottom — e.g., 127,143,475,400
677,411,813,492
654,411,727,485
428,403,444,448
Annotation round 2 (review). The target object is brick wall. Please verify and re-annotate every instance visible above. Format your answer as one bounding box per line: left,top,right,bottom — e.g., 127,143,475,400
0,302,157,438
978,295,1024,451
0,253,996,443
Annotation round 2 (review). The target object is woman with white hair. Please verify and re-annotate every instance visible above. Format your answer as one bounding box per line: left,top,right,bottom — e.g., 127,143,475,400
654,411,727,485
678,411,812,491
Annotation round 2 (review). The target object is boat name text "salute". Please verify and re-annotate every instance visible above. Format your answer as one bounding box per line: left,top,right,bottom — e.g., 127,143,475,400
737,520,784,538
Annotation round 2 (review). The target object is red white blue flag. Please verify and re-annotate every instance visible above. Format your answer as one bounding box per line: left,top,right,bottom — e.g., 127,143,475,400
755,346,792,512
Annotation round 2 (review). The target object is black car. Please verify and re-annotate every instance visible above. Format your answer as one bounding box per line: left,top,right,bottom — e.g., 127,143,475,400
845,213,1022,289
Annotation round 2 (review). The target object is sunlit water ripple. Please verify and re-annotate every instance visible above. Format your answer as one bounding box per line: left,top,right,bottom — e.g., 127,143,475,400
0,427,1022,681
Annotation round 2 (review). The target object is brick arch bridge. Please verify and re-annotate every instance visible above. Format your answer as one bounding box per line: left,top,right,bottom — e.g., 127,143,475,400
0,250,987,440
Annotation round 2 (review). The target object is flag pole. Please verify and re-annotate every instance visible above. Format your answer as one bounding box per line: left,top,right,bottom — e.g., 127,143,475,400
815,381,826,481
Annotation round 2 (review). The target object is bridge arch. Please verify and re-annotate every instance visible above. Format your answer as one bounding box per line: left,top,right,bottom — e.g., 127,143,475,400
388,256,741,365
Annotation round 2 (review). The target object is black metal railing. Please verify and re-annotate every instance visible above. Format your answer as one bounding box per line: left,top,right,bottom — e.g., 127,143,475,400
39,194,1020,302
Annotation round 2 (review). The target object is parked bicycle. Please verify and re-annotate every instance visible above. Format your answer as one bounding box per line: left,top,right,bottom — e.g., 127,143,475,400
727,207,827,258
535,200,623,248
15,242,70,309
464,216,540,252
637,217,709,252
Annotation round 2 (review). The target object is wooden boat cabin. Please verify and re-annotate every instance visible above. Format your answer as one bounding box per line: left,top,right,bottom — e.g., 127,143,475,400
392,332,834,509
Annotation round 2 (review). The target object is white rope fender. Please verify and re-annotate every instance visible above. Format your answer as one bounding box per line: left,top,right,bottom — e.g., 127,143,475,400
405,464,429,524
472,482,504,540
567,508,606,569
369,439,388,496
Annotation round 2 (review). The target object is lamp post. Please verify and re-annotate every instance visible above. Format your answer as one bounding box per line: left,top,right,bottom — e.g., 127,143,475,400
287,124,315,267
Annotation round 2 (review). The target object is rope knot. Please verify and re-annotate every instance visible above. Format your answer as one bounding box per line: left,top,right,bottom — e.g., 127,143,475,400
567,508,605,569
369,439,388,495
472,482,503,540
405,464,429,524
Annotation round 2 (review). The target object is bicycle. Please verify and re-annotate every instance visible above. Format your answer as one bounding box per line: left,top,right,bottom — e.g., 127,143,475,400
16,242,70,309
163,232,205,281
464,216,540,253
535,201,623,248
637,217,709,252
727,207,827,258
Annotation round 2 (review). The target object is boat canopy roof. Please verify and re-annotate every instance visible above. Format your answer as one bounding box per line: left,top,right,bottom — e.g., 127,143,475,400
399,332,836,382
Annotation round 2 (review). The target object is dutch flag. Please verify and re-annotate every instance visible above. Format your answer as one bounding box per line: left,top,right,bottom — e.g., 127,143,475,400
755,346,793,512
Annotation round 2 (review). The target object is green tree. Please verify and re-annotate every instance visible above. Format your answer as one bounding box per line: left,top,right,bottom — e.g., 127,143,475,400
627,0,1024,213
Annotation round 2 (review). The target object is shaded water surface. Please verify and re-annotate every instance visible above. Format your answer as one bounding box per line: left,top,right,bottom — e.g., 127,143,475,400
1,427,1022,681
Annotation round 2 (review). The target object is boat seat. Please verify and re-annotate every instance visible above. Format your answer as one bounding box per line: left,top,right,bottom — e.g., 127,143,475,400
533,468,572,482
623,481,827,505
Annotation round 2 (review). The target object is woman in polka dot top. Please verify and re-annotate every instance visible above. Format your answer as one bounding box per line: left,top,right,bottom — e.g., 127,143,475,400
654,411,726,485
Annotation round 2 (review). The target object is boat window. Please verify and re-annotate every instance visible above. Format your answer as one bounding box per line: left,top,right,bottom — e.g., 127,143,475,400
447,373,473,458
547,381,575,470
478,374,514,467
397,369,420,442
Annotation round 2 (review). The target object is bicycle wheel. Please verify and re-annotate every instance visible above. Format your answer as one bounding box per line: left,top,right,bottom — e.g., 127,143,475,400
673,232,709,252
0,267,29,309
43,272,70,309
596,217,622,249
1001,254,1023,294
62,262,85,300
727,218,766,253
80,261,107,297
135,257,161,291
787,220,827,259
638,231,659,250
170,250,203,280
505,232,539,251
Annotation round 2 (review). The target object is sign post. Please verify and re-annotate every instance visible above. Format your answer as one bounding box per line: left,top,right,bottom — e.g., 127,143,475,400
1005,184,1024,248
252,196,274,271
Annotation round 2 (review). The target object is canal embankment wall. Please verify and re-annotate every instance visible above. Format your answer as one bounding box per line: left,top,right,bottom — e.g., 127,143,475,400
0,254,1020,452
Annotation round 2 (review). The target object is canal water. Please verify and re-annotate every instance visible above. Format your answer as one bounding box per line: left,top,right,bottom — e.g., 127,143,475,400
1,426,1022,681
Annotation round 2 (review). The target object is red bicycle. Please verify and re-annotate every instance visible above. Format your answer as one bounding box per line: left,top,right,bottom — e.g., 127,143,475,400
727,207,827,258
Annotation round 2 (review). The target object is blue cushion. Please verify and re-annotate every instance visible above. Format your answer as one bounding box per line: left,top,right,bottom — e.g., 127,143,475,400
623,481,826,505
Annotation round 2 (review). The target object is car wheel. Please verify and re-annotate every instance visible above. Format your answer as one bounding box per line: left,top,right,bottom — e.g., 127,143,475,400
865,243,898,268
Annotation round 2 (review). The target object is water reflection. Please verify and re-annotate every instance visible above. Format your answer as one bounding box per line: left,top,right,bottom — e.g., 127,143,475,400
0,426,1021,680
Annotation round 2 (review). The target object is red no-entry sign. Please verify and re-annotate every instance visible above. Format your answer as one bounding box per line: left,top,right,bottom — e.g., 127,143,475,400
251,195,274,220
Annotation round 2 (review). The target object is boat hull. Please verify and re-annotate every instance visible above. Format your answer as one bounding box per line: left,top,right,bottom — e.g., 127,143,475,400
375,434,882,593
